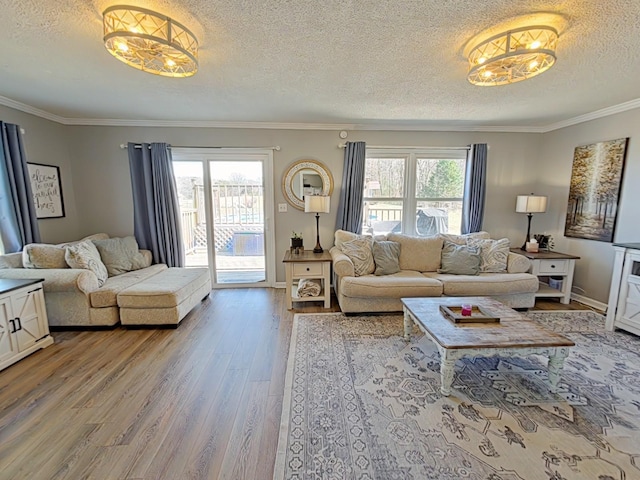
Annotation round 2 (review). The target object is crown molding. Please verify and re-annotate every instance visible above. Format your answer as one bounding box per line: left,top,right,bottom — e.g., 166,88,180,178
61,118,360,130
1,94,639,133
541,98,640,132
0,95,68,124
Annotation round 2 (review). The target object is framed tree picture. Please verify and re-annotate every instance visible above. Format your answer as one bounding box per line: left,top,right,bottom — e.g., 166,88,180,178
564,138,628,242
27,163,65,219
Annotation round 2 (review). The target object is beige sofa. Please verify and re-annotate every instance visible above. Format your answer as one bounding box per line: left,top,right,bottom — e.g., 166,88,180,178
330,230,539,313
0,234,211,328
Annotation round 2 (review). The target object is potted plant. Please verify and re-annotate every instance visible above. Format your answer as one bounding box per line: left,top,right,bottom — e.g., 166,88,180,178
291,231,303,253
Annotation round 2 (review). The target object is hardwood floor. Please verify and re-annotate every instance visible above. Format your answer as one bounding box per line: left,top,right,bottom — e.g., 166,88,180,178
0,289,593,480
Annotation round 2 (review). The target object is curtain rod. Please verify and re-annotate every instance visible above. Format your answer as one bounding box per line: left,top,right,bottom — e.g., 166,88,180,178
120,144,280,151
338,143,471,150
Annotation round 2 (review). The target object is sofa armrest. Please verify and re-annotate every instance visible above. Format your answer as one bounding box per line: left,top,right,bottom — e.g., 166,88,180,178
0,268,99,294
507,252,531,273
330,246,355,277
139,249,153,267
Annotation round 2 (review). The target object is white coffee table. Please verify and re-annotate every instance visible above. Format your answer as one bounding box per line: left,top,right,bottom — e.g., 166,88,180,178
401,296,575,396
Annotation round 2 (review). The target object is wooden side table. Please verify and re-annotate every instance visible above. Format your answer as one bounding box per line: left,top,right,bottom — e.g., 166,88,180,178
283,250,332,309
512,249,580,304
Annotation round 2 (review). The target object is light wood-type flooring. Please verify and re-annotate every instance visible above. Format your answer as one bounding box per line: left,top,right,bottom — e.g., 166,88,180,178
0,289,594,480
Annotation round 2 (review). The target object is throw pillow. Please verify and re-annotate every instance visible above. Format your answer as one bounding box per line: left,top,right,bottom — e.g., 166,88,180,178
372,240,401,276
340,237,375,276
23,244,69,269
438,231,490,245
467,237,510,273
437,241,481,275
387,233,443,272
92,236,148,276
64,241,109,286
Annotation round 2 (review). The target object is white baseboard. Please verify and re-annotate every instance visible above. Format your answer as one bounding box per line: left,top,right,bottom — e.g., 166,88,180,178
571,293,607,313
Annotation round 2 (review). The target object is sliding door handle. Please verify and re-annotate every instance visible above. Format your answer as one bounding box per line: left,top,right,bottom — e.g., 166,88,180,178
9,319,16,334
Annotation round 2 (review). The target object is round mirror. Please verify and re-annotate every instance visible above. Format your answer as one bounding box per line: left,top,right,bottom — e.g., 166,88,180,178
282,159,334,210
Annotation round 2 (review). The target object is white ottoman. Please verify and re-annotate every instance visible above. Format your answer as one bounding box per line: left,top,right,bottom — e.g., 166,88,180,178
118,267,211,327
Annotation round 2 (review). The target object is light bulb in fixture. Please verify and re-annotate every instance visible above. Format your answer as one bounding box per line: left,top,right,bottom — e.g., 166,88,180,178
530,40,541,49
478,57,486,64
529,60,539,69
166,59,176,67
483,70,493,78
116,42,129,52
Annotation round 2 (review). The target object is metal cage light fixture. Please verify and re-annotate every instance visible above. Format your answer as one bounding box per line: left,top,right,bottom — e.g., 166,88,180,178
103,5,198,78
468,25,558,86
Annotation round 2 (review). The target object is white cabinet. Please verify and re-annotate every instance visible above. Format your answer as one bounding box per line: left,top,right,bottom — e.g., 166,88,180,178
0,279,54,371
607,244,640,336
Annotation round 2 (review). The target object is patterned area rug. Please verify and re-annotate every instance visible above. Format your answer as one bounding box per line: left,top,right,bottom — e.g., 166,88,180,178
274,311,640,480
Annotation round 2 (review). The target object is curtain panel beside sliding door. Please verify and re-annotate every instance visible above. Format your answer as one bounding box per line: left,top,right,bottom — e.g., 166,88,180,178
128,142,184,267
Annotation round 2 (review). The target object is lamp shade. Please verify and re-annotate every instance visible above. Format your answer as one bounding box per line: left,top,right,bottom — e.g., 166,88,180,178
305,195,330,213
516,195,548,213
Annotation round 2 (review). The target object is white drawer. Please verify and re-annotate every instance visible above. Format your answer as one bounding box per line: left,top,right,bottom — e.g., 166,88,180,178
293,263,324,276
538,259,568,275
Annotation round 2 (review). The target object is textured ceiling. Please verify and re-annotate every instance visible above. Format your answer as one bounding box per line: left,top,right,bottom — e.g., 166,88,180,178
1,0,640,129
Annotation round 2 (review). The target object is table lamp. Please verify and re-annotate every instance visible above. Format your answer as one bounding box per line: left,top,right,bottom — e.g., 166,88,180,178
305,195,330,253
515,194,548,250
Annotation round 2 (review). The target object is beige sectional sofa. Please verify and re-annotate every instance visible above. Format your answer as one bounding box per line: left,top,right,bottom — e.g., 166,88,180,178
0,234,211,328
330,230,538,313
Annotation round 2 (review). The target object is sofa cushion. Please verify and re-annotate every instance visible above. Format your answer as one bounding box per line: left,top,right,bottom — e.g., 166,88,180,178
90,264,168,308
23,244,68,269
58,233,110,248
340,270,443,298
65,241,109,287
387,233,443,272
93,236,148,276
467,237,510,273
341,237,375,276
335,229,372,250
437,231,490,245
438,241,481,275
0,252,24,269
117,267,210,309
426,272,539,296
372,240,401,276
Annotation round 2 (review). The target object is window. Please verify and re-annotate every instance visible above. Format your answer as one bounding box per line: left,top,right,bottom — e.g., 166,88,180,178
363,149,467,236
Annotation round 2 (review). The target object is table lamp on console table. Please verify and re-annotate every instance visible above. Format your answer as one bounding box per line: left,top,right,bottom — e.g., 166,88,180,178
515,194,547,251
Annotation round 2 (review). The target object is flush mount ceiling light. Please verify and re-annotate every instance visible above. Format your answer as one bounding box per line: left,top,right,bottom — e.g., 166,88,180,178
467,25,558,86
103,5,198,77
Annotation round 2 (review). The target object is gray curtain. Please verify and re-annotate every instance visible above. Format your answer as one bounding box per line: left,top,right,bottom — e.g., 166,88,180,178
335,141,366,233
0,122,40,252
128,142,184,267
461,143,487,234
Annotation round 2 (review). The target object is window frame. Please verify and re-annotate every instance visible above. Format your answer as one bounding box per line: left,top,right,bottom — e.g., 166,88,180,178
364,148,468,236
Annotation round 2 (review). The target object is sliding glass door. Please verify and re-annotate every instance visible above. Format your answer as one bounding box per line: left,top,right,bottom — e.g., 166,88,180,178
172,149,275,288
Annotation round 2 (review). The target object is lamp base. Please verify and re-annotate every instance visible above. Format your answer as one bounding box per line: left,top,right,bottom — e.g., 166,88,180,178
313,212,323,253
520,213,533,251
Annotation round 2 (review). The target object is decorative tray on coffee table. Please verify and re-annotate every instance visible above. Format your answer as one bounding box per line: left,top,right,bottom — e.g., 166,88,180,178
439,305,500,324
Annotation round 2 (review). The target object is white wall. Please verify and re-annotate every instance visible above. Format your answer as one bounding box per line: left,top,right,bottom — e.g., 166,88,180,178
65,126,541,281
0,105,79,243
537,108,640,304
